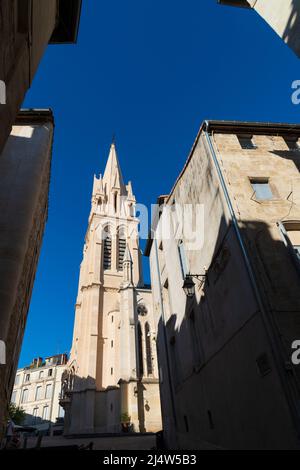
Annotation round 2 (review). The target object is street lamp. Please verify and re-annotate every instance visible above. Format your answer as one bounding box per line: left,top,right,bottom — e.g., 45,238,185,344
182,275,196,298
182,273,208,298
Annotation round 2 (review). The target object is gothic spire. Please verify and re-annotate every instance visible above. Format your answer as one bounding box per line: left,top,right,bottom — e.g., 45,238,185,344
102,142,125,194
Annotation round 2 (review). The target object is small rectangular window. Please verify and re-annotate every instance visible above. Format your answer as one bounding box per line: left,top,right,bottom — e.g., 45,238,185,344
48,369,53,377
286,227,300,261
58,406,65,418
294,245,300,259
21,389,28,403
45,384,52,399
11,391,17,404
250,179,273,200
32,408,38,424
42,406,49,421
284,137,300,150
238,135,256,150
278,221,300,272
178,241,189,279
35,386,42,401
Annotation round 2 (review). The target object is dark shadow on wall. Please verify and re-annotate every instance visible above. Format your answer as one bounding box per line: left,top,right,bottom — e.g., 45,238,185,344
282,0,300,57
60,373,150,435
0,128,51,439
157,215,300,449
270,150,300,171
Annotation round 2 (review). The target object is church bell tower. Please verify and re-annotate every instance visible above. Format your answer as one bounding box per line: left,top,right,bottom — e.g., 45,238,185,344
60,143,162,434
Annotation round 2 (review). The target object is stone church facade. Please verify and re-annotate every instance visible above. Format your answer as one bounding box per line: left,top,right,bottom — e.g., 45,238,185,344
60,143,162,435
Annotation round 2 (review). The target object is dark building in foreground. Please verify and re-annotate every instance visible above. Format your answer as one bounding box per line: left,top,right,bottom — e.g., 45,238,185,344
219,1,300,58
146,121,300,449
0,110,54,436
0,0,82,155
0,1,82,436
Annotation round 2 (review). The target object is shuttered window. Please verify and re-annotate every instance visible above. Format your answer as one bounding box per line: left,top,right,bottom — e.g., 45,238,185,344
118,236,126,270
103,228,112,270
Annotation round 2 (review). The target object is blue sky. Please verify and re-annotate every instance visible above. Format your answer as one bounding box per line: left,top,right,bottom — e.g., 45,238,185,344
19,0,300,366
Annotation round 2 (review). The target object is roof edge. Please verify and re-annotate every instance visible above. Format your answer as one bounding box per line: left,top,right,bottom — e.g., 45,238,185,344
15,109,54,125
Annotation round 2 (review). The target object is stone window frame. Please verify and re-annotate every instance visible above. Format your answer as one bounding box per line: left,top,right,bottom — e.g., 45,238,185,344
116,225,127,271
237,134,257,150
103,225,112,271
283,135,300,151
248,177,280,203
278,220,300,277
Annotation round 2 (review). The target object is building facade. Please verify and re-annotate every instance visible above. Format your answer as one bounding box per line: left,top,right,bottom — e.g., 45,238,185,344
0,1,82,438
0,110,54,437
12,355,67,434
146,121,300,449
0,0,82,155
60,143,162,435
219,1,300,58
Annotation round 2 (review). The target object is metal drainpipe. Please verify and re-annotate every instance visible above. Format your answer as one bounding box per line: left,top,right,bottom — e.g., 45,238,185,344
152,232,178,440
204,125,300,439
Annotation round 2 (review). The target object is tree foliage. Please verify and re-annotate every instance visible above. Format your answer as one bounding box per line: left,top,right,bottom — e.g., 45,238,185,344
8,403,26,425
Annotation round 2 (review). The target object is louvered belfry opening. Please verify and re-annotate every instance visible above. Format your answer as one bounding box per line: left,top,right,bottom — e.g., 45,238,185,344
118,229,126,270
103,227,112,270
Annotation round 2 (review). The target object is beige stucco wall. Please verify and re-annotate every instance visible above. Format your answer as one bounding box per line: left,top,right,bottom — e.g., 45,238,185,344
149,126,300,449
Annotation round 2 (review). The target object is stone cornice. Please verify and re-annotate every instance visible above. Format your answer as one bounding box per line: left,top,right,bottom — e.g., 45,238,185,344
81,282,102,291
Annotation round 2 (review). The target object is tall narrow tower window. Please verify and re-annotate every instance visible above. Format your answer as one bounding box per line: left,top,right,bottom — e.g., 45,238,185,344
138,322,144,377
118,229,126,270
103,227,112,270
114,192,118,213
145,322,153,375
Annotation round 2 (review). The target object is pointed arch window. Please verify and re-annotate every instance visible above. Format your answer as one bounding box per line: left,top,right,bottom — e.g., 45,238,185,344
145,322,153,375
103,226,112,270
138,322,144,377
118,228,126,270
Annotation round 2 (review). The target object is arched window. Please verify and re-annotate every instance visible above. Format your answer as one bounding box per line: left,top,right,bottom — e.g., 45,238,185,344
118,228,126,270
138,322,144,377
103,226,112,270
145,322,153,375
